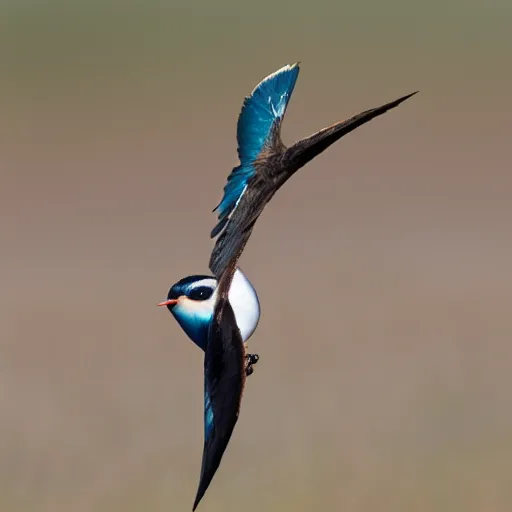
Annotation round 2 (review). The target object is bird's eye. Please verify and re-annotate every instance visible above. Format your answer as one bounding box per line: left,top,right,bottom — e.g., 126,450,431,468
188,286,214,301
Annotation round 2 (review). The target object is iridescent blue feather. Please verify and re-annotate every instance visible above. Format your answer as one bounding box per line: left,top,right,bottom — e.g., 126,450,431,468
204,390,214,439
211,63,300,237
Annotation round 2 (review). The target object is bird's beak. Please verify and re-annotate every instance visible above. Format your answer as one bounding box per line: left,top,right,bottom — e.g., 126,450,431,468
157,299,178,307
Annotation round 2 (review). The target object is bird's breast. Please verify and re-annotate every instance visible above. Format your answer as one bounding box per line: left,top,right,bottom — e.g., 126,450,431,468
229,269,261,342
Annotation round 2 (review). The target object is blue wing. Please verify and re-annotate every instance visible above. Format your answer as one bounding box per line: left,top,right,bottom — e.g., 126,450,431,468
204,391,214,440
211,63,300,238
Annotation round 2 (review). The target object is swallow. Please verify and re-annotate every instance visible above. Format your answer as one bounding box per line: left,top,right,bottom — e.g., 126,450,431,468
158,62,417,510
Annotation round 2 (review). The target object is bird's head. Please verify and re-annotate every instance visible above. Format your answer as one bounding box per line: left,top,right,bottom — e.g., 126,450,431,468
158,275,218,350
159,269,261,350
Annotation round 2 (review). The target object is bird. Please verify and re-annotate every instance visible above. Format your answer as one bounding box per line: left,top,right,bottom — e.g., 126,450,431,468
158,62,417,510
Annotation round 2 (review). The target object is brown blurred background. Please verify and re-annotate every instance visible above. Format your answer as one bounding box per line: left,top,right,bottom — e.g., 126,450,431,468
1,1,511,511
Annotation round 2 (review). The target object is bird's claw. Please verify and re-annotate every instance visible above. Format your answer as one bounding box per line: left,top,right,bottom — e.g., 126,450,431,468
245,353,259,376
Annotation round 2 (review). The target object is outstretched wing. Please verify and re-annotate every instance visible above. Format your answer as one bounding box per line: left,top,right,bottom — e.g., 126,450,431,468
192,270,246,511
211,63,300,239
209,86,417,278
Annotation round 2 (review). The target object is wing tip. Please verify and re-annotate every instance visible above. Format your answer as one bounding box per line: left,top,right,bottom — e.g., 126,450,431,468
248,61,301,97
192,490,203,511
192,465,217,511
372,90,419,116
401,90,419,101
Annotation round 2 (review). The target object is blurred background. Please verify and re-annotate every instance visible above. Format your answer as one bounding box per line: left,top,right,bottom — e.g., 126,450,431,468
1,1,511,511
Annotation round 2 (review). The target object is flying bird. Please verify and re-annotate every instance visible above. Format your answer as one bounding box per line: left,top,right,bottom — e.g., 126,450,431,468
158,63,417,510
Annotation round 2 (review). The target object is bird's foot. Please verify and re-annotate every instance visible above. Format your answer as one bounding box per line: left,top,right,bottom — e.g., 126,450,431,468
245,353,259,376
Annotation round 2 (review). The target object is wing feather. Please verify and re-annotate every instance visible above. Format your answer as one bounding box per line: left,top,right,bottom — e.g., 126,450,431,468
192,282,246,511
211,63,300,237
